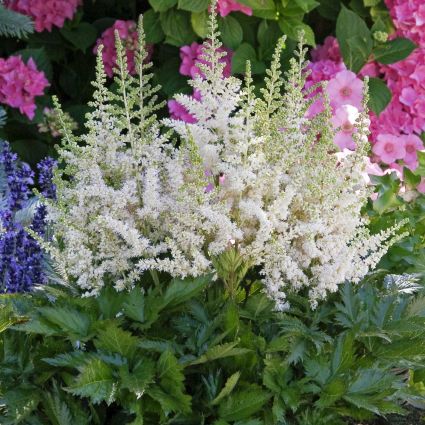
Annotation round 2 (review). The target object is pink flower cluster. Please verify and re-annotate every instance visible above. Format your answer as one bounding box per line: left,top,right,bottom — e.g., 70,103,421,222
0,55,49,120
169,42,233,122
216,0,252,17
385,0,425,46
93,20,154,78
5,0,80,32
308,34,425,169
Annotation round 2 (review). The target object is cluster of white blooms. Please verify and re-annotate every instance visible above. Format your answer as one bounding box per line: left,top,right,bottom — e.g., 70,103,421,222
49,11,405,307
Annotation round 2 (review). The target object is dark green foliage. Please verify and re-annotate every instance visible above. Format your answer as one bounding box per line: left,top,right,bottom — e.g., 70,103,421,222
1,272,425,424
0,5,34,38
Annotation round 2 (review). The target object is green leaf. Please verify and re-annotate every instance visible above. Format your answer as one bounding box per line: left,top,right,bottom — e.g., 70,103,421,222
232,43,266,75
66,358,115,405
60,23,97,52
191,11,209,38
367,77,392,116
0,106,6,128
15,47,52,80
373,37,417,65
178,0,209,12
336,5,373,73
38,306,90,338
123,288,145,323
94,322,139,359
149,0,177,12
219,16,243,50
278,18,315,46
294,0,319,13
143,9,165,44
120,358,156,397
404,167,421,188
218,385,271,421
163,274,212,307
160,9,197,46
331,333,355,374
257,20,281,61
212,372,241,405
190,342,251,365
237,0,275,10
148,351,191,414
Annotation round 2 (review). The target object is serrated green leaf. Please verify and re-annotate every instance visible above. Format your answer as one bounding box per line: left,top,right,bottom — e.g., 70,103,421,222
160,9,197,46
143,9,165,44
38,306,90,338
43,351,91,368
191,11,209,38
218,385,271,421
163,274,212,307
0,5,34,38
211,372,241,405
373,37,417,65
232,43,265,75
149,0,177,12
94,322,139,359
219,16,243,50
60,23,97,53
66,358,115,405
120,358,156,397
190,341,252,365
336,5,372,73
178,0,209,12
123,288,145,323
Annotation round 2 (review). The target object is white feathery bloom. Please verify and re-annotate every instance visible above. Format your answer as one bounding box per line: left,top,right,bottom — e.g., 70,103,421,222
48,13,406,308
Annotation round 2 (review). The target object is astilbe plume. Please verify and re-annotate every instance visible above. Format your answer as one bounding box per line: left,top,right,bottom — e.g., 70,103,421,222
0,142,56,292
4,0,80,32
49,11,405,309
93,20,154,78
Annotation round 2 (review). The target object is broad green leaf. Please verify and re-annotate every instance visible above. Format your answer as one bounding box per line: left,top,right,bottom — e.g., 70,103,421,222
94,322,139,359
148,350,191,414
120,358,156,397
336,5,373,73
219,16,243,50
373,189,402,214
0,388,40,423
163,274,212,307
237,0,275,10
178,0,209,12
368,77,392,116
15,47,53,80
257,20,281,61
160,9,197,46
190,342,252,365
149,0,177,12
143,9,165,44
232,43,265,75
38,306,90,338
211,372,241,405
123,288,145,323
316,378,347,408
60,23,97,53
331,333,355,374
43,352,91,368
373,37,417,65
404,167,421,188
191,11,208,38
278,18,315,46
96,285,126,319
294,0,319,13
218,385,271,421
66,358,115,405
317,0,341,20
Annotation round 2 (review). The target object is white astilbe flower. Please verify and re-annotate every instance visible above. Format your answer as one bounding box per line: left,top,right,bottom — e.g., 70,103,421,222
163,12,406,309
49,9,406,307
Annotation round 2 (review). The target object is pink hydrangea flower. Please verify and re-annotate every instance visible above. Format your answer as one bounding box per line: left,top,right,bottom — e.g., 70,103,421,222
326,70,364,110
5,0,80,32
372,134,406,164
216,0,252,17
179,42,233,79
311,36,342,63
0,55,49,120
331,105,359,150
385,0,425,46
93,20,154,78
401,134,424,168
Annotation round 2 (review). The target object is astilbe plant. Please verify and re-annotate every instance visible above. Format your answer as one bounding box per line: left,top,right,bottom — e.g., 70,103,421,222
49,7,405,309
